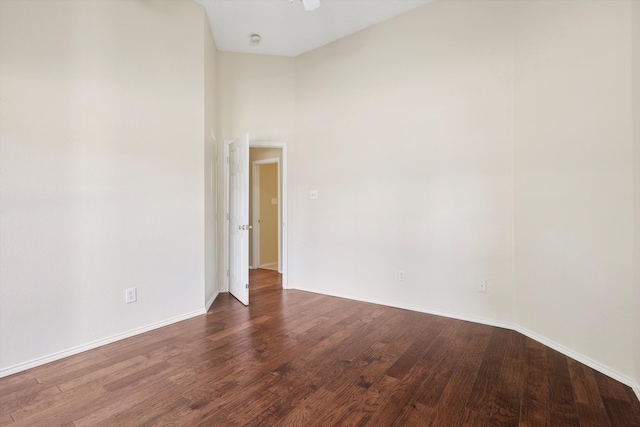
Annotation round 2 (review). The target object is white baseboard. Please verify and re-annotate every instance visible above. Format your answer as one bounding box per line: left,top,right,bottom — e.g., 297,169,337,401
294,287,514,330
514,325,640,402
3,286,638,404
0,308,206,379
259,262,278,271
292,286,640,403
205,291,219,312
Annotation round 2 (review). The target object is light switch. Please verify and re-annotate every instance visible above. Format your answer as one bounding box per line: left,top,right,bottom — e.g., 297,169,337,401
309,190,318,199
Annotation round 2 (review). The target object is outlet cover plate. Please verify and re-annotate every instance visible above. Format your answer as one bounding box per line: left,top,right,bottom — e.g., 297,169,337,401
126,287,137,303
478,280,487,293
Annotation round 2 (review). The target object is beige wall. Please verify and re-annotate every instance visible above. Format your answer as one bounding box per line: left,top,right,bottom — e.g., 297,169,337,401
513,0,635,384
0,0,208,371
259,163,279,266
249,148,283,268
250,148,283,163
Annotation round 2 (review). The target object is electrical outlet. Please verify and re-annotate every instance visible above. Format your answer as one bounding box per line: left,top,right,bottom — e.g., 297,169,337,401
478,280,487,293
398,270,405,281
126,287,137,303
309,189,318,199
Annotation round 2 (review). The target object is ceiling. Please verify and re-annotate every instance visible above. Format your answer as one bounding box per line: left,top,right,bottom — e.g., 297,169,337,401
196,0,433,57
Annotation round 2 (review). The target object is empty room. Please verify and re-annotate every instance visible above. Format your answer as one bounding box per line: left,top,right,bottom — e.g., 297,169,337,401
0,0,639,425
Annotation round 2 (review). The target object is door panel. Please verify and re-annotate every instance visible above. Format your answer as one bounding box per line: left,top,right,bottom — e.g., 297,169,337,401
229,133,249,305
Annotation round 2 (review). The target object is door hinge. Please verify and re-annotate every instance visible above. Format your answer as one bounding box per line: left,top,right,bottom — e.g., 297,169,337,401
226,213,230,220
226,269,229,277
226,156,229,164
245,284,249,289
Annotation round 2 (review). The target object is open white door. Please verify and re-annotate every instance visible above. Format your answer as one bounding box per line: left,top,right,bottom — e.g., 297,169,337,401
229,133,250,305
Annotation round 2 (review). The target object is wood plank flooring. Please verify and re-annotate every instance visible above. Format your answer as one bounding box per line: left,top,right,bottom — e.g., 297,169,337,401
1,269,639,426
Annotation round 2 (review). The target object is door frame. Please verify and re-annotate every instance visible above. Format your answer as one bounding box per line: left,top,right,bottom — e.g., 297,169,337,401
223,141,288,291
251,157,281,272
206,130,218,310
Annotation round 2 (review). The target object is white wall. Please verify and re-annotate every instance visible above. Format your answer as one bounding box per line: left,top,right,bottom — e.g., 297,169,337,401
0,0,208,372
513,0,636,386
294,0,515,324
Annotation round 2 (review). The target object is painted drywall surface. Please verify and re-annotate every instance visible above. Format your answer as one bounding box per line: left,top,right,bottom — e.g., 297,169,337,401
294,0,515,323
0,0,206,370
259,163,279,266
513,0,635,380
249,148,283,268
216,53,295,289
632,0,640,391
204,14,218,307
217,53,295,143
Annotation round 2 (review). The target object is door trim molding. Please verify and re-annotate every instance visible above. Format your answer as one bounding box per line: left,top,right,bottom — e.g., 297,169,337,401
221,140,230,293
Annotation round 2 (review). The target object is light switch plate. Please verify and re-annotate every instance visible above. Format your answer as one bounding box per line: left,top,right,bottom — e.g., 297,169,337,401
309,190,318,199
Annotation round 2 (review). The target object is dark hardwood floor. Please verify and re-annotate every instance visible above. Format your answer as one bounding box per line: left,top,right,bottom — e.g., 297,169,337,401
1,269,639,426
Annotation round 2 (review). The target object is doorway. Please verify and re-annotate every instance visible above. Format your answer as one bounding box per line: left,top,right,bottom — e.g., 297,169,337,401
223,140,288,299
